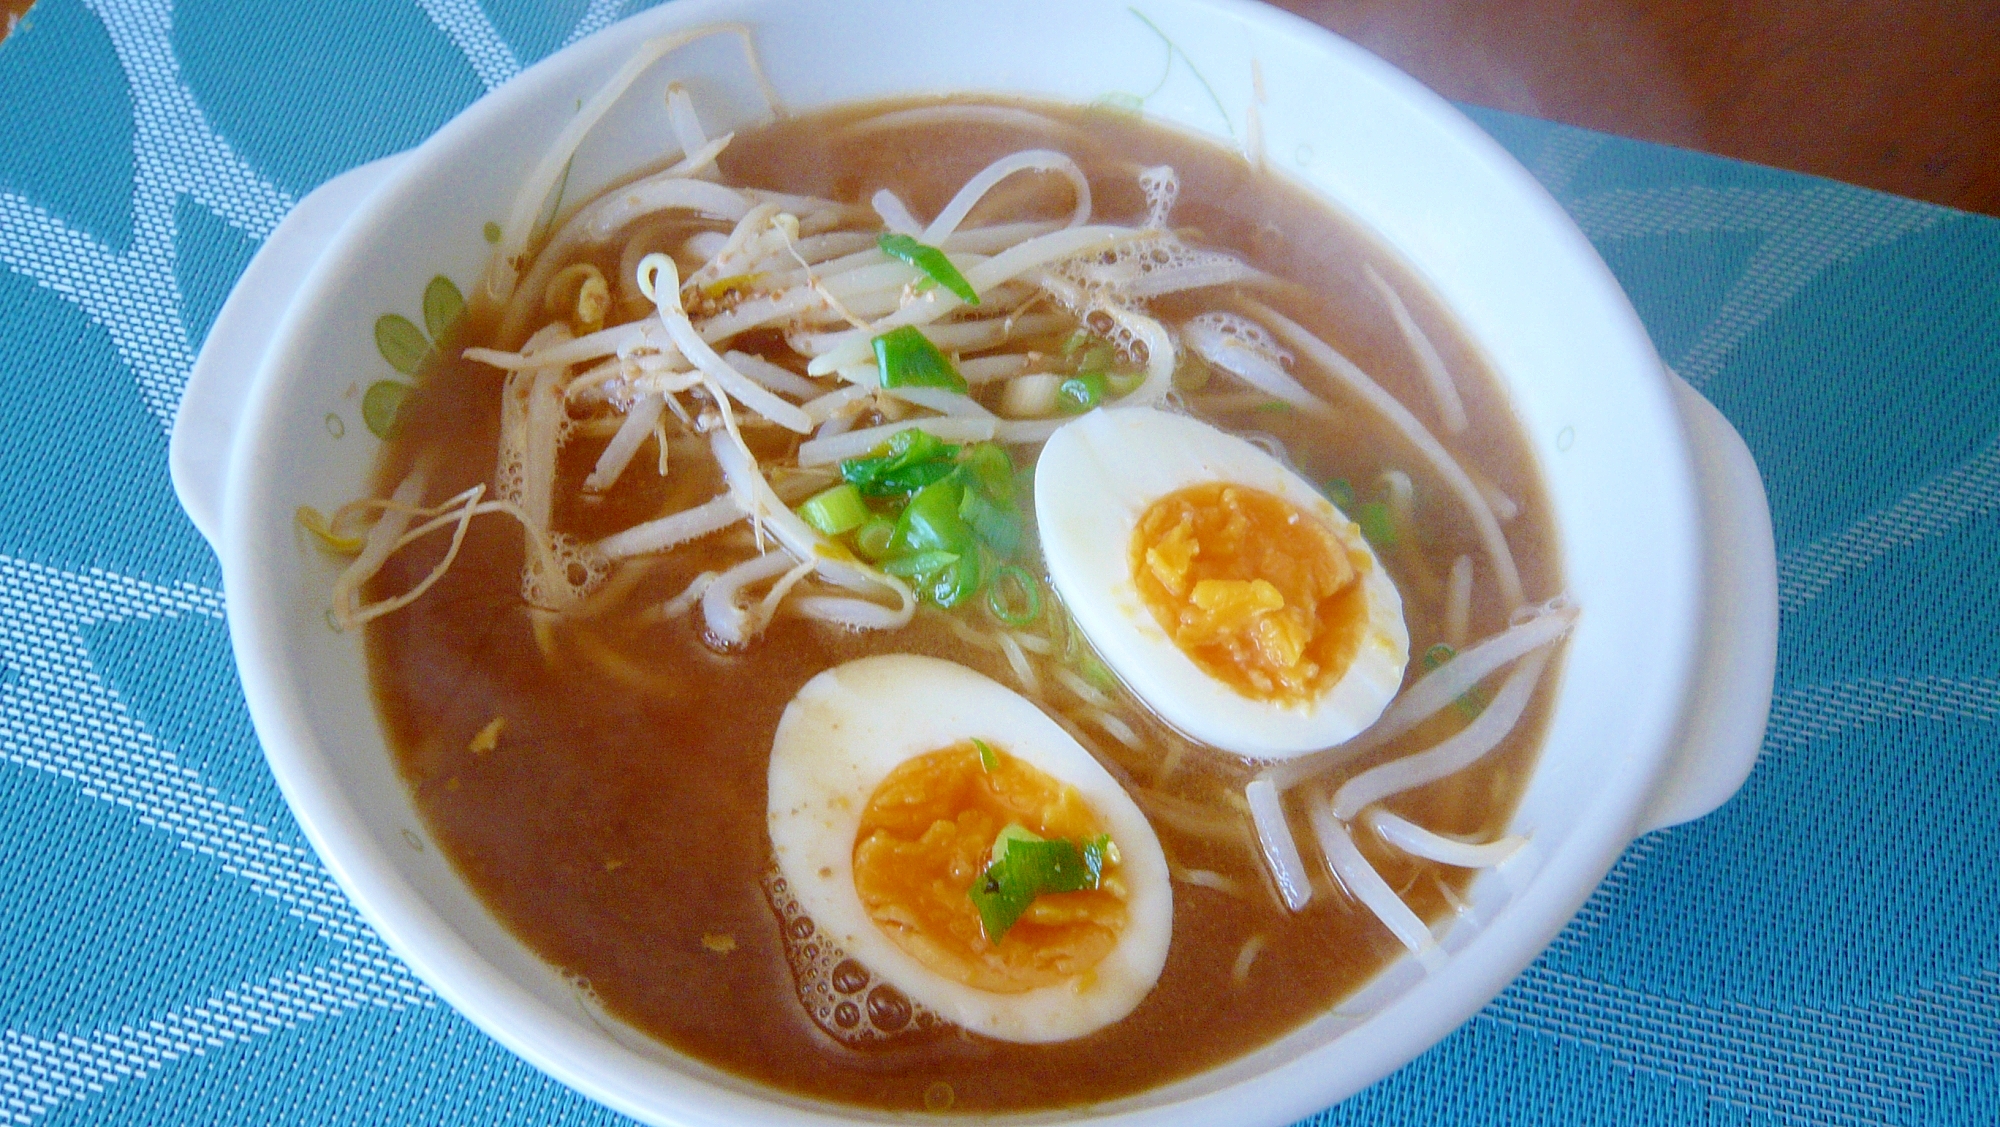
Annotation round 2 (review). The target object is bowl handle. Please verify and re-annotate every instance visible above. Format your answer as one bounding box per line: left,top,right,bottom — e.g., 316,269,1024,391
169,153,409,553
1638,373,1779,833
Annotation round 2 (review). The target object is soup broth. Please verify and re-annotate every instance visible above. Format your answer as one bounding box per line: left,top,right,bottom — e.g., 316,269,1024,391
359,96,1563,1113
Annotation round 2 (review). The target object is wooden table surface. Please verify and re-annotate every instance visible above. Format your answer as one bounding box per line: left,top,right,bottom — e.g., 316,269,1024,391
1270,0,2000,218
3,0,1996,217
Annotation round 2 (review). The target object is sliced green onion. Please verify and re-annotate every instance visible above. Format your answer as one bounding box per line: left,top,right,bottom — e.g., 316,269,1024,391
1073,341,1118,374
886,428,954,462
1357,500,1398,549
869,458,959,496
1065,331,1140,401
841,427,960,496
965,856,1031,941
985,565,1042,627
1453,688,1490,721
877,233,980,305
956,443,1015,503
1013,463,1037,504
1324,478,1355,511
891,478,975,557
881,549,959,580
960,489,1023,557
988,822,1043,864
873,325,967,392
968,828,1113,942
927,553,982,608
1421,642,1457,670
1056,372,1108,414
973,738,998,772
884,549,979,608
797,483,869,536
853,517,897,561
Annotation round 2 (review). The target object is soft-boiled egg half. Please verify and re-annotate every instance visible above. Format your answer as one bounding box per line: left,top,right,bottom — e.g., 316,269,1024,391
767,654,1172,1043
1037,407,1409,758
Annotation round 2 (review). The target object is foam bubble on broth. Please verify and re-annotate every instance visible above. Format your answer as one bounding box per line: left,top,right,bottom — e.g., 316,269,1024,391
764,871,944,1045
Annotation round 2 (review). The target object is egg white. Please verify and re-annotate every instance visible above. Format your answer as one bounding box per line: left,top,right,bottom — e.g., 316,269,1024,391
1036,407,1409,758
766,654,1172,1044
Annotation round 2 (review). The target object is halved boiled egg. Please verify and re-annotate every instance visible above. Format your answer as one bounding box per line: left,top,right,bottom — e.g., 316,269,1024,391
767,654,1172,1043
1036,407,1408,758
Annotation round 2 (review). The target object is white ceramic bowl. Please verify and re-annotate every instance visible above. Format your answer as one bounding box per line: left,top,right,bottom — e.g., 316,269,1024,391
169,1,1778,1123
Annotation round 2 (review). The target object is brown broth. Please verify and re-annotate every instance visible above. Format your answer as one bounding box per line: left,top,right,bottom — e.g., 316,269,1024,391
365,97,1563,1114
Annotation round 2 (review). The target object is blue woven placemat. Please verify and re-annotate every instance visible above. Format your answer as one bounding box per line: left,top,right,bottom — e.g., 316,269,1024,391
3,1,1997,1123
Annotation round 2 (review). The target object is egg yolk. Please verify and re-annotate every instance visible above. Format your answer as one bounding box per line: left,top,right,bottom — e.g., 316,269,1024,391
852,743,1127,994
1132,483,1368,705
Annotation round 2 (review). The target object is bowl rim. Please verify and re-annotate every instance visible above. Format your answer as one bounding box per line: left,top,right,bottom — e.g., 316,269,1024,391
217,0,1702,1122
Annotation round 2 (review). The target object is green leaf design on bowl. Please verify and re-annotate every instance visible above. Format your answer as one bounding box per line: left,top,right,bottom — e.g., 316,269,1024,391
424,275,465,343
363,379,413,439
1111,9,1234,140
364,275,461,439
375,314,430,376
531,155,576,248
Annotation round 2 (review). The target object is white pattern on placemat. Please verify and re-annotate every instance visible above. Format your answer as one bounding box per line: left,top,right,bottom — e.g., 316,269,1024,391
0,955,430,1124
0,555,432,1121
0,557,360,946
0,183,187,435
414,0,522,91
1551,674,2000,955
1484,964,2000,1127
0,0,293,434
1567,185,1944,392
0,3,653,1116
0,555,425,960
1760,675,2000,756
1777,439,2000,612
1523,128,1605,201
565,0,632,47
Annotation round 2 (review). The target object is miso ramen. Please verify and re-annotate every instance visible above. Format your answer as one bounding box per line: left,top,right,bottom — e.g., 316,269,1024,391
320,34,1573,1115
